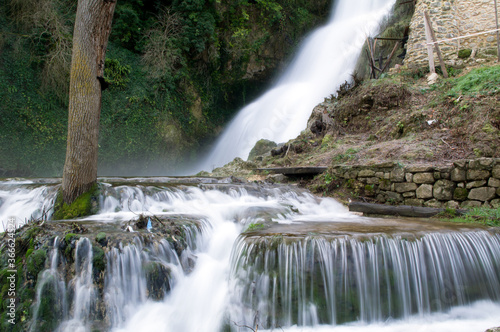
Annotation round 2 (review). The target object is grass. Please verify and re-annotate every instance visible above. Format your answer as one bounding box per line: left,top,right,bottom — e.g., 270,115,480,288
245,222,266,232
442,207,500,227
446,65,500,97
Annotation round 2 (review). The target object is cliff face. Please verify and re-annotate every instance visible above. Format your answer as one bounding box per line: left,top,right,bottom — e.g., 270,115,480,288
406,0,499,67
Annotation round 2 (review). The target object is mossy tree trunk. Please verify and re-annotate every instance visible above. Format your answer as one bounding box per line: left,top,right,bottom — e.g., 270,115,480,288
62,0,117,204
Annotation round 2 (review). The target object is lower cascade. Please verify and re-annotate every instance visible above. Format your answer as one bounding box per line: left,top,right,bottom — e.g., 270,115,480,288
2,177,499,332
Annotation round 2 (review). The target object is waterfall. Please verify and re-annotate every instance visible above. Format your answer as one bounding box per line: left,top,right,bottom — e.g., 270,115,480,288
0,179,58,231
194,0,397,172
229,232,500,329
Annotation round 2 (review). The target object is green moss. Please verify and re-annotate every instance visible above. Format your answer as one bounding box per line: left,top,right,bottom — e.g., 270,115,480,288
53,184,99,220
64,233,79,244
245,222,266,232
458,48,472,59
453,188,468,201
26,249,47,278
95,232,107,246
92,246,106,276
482,123,498,134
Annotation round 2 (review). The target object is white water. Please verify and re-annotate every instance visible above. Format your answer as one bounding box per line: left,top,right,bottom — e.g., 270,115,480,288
194,0,396,172
0,180,57,232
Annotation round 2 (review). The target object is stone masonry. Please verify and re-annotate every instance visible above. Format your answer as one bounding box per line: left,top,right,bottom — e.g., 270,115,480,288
330,158,500,209
405,0,499,68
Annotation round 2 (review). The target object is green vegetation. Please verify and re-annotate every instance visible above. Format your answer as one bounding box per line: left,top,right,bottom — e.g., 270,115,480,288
446,65,500,97
53,184,99,220
450,207,500,227
0,0,330,176
245,222,266,232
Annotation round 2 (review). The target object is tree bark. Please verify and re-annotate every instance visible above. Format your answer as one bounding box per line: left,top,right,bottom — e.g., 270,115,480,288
62,0,116,204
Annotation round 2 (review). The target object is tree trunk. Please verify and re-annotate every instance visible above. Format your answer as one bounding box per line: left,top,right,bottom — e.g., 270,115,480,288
62,0,117,204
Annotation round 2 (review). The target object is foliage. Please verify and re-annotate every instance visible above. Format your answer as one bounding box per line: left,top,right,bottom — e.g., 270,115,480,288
0,0,331,176
450,207,500,227
446,65,500,97
245,222,266,232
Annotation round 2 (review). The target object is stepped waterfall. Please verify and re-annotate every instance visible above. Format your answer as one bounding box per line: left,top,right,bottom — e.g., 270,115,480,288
1,177,500,331
195,0,396,172
1,0,500,331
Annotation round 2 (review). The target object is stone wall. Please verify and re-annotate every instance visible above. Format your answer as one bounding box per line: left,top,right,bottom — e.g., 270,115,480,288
405,0,499,68
330,158,500,209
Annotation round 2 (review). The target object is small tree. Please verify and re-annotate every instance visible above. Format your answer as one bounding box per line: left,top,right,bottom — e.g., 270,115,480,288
61,0,117,205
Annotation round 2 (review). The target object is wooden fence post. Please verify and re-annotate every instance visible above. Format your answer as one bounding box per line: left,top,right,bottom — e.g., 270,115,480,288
495,0,500,62
423,12,436,74
424,11,448,78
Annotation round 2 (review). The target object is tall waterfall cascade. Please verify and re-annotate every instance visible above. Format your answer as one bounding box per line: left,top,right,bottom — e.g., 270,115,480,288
195,0,396,172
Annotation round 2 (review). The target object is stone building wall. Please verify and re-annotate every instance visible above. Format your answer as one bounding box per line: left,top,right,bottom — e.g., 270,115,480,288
405,0,499,68
329,158,500,209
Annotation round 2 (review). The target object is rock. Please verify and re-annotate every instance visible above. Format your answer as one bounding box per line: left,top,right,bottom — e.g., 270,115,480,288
403,192,416,198
405,173,413,182
466,180,487,189
485,326,500,332
267,174,287,183
359,169,375,177
390,167,405,182
394,182,417,193
248,139,277,160
467,169,490,180
424,199,442,208
306,105,335,136
491,199,500,208
444,201,460,209
493,165,500,178
453,188,469,201
406,166,434,172
427,72,439,85
450,168,466,181
433,180,456,200
468,187,497,201
461,200,482,208
413,172,435,184
488,177,500,187
416,184,434,199
405,198,424,206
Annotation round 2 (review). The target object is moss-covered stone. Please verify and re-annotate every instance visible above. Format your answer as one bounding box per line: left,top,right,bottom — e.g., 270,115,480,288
453,187,469,201
95,232,107,246
248,139,277,161
92,245,106,278
458,49,472,59
26,249,47,279
53,184,99,220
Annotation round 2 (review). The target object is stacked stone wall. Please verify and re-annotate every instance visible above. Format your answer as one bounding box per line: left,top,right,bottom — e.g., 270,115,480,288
406,0,499,68
330,158,500,209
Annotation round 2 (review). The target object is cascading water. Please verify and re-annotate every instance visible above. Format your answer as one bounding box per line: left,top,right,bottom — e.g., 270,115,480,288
4,177,500,332
194,0,396,172
229,231,500,329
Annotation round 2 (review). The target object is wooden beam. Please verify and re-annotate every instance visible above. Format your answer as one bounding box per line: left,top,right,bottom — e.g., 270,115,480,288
495,0,500,62
255,167,328,176
349,202,467,218
381,41,401,73
424,11,449,78
423,12,436,74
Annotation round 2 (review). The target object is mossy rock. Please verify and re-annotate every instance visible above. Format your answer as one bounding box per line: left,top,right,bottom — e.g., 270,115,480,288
458,49,472,59
453,188,468,201
144,262,171,300
53,184,99,220
92,245,106,277
26,249,47,279
95,232,107,246
248,139,277,161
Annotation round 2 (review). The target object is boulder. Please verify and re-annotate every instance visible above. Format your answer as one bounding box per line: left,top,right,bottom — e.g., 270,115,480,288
248,139,277,160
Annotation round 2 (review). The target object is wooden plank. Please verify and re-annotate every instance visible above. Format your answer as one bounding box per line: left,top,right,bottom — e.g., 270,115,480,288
349,202,467,218
424,11,448,78
255,167,328,176
495,0,500,62
423,12,436,74
381,41,401,74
